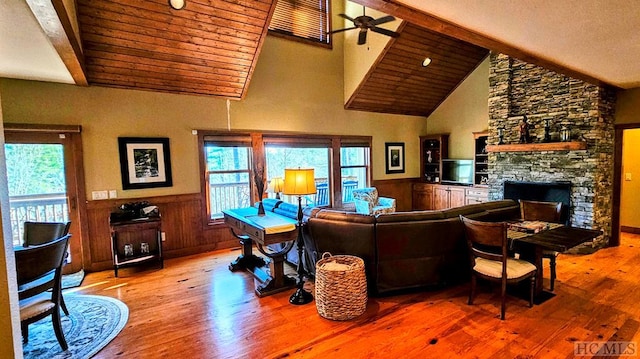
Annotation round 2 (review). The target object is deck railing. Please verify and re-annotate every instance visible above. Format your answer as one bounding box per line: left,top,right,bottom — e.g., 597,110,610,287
210,182,251,219
9,193,69,246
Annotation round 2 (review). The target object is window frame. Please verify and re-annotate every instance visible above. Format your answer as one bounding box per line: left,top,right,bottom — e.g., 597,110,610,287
198,131,371,227
339,143,371,203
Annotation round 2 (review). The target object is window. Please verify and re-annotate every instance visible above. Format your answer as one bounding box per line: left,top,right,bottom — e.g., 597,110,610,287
269,0,331,48
264,137,331,206
199,132,370,225
341,145,370,203
203,136,252,220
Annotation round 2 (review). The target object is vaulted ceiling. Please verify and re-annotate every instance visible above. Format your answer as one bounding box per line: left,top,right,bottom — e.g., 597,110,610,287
4,0,637,117
345,22,488,116
76,0,276,99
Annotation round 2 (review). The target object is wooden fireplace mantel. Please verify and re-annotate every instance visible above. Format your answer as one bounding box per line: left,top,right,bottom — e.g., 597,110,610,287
486,141,587,153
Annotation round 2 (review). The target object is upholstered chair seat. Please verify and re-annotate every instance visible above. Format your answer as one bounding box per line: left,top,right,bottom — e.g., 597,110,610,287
352,187,396,215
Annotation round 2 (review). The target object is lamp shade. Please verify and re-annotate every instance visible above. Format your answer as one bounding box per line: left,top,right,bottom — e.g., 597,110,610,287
283,168,316,195
267,177,285,193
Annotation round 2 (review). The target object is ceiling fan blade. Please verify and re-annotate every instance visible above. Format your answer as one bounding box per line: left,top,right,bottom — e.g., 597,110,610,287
339,13,356,23
358,29,367,45
370,15,395,26
327,26,357,35
370,27,400,38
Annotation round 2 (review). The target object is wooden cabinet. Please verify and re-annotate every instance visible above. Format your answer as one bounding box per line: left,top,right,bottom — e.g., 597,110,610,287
473,131,489,185
110,217,163,277
412,183,434,210
419,134,449,184
433,185,465,210
414,184,486,210
465,187,489,205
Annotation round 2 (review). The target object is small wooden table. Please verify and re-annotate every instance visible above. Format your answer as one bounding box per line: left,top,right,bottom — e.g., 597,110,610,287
510,224,601,301
223,207,298,297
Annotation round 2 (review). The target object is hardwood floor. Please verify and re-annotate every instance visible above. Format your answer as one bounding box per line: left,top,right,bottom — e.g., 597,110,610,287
70,233,640,358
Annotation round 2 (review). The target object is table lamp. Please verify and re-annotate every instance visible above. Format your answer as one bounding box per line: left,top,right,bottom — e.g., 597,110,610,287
283,168,316,305
267,177,285,200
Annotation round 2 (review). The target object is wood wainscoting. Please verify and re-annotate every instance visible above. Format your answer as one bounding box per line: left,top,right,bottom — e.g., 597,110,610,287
84,178,416,271
373,178,419,212
84,193,237,272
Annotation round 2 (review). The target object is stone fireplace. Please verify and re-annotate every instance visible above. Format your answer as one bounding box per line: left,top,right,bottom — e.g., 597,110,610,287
487,53,616,248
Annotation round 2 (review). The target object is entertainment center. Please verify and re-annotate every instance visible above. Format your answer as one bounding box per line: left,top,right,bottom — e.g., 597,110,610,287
413,132,489,210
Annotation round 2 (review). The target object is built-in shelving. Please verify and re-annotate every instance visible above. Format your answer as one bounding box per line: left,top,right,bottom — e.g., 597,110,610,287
486,141,587,153
473,131,489,185
420,134,449,184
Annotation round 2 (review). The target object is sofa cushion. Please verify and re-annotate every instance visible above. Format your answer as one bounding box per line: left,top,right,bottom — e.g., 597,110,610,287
314,209,376,224
376,210,445,223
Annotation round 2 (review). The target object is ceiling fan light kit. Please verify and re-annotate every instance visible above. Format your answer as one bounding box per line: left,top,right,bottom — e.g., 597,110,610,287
329,6,400,45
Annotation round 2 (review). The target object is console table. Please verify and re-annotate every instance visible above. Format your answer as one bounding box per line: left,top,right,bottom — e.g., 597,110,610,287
223,207,298,297
109,216,163,277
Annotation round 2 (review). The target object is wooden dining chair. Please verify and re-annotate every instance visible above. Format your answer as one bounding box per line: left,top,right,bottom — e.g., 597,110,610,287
15,234,71,350
460,215,537,320
22,221,72,315
23,221,71,247
519,200,562,291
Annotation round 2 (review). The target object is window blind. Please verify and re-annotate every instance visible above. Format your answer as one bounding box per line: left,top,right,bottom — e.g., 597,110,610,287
269,0,331,46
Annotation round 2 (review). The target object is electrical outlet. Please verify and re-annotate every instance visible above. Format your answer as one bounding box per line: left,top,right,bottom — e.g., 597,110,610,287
161,232,166,241
91,190,108,200
625,172,632,181
109,190,118,198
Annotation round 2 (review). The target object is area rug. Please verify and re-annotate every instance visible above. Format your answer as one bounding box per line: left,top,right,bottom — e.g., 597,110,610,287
62,270,85,289
22,294,129,359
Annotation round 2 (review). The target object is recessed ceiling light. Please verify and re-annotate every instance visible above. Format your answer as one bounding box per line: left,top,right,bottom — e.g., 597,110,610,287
422,58,432,67
169,0,186,10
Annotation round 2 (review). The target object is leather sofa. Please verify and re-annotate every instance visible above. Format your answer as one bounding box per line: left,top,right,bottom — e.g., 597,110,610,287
305,200,521,295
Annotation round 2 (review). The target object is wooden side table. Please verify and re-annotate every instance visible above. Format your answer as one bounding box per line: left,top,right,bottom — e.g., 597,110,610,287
109,217,163,277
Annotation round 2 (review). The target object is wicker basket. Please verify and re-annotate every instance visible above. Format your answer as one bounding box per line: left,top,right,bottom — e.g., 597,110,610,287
315,253,367,321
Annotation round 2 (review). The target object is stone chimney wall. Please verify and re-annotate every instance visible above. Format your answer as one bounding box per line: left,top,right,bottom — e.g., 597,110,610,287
487,53,616,247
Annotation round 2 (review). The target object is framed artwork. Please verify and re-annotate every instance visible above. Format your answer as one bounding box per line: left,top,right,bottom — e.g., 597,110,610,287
385,142,405,174
118,137,173,190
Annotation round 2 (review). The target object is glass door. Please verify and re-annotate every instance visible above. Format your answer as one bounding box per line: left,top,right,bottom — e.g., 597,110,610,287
4,129,83,273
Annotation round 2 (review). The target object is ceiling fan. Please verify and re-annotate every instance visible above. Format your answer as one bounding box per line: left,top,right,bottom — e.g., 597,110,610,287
329,7,400,45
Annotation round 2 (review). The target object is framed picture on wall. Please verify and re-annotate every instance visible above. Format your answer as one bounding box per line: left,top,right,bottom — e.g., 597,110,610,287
118,137,173,190
385,142,405,174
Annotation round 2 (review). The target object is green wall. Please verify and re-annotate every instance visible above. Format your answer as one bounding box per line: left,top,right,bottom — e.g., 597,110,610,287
425,57,490,158
0,32,426,200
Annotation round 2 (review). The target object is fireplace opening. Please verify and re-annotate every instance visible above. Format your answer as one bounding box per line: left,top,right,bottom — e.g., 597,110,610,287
503,181,572,225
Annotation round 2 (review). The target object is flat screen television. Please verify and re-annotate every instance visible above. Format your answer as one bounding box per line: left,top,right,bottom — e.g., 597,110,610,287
441,159,474,186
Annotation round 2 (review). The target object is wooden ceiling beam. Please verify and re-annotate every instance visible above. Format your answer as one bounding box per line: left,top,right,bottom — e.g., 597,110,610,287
352,0,617,88
26,0,87,86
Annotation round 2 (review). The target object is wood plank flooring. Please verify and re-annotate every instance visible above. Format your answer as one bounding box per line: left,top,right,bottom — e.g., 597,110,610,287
70,233,640,358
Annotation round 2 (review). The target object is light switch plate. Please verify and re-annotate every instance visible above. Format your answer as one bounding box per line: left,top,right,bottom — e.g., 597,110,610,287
91,190,108,200
625,172,632,181
109,190,118,198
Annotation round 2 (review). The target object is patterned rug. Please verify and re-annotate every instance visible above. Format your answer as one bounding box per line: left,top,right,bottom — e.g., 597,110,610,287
22,294,129,359
62,270,85,289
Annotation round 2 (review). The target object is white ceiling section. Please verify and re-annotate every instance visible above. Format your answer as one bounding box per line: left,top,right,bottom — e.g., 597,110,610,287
0,0,74,84
397,0,640,89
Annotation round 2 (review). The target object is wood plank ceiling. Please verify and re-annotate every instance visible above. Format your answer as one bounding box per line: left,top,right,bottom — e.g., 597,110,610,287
346,22,489,116
75,0,488,116
76,0,276,99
